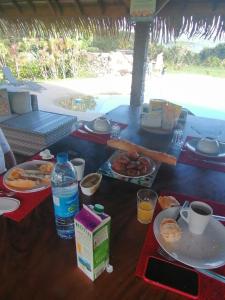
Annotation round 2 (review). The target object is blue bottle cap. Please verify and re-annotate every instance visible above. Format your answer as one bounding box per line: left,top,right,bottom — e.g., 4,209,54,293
57,152,68,163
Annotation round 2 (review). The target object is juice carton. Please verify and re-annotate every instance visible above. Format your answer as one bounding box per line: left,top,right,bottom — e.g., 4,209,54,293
74,205,111,281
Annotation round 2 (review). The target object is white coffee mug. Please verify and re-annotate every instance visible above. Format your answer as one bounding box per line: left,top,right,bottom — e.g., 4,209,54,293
180,201,213,235
70,158,85,181
93,117,110,132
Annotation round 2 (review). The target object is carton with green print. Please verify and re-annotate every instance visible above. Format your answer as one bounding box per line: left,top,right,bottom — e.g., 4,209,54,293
74,204,111,281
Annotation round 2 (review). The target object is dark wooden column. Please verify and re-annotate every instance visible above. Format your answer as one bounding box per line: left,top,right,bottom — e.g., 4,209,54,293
130,21,150,106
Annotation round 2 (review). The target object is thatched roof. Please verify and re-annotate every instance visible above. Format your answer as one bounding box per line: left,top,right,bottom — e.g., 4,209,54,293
0,0,225,41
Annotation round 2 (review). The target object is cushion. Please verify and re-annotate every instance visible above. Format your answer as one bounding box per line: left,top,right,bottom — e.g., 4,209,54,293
0,89,11,116
10,91,32,114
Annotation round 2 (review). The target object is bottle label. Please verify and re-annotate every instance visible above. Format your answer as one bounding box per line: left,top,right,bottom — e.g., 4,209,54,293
53,192,79,217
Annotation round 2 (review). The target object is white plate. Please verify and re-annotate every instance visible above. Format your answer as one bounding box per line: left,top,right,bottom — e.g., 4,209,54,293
0,197,20,214
153,207,225,269
109,151,156,178
40,154,54,160
185,138,225,158
3,160,54,193
84,122,111,135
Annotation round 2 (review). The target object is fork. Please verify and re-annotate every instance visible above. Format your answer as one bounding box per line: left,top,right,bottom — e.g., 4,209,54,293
157,247,225,284
181,148,225,166
0,189,16,197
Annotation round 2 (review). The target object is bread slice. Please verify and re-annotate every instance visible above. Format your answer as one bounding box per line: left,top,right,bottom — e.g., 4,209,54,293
160,218,182,243
5,179,37,190
158,196,180,210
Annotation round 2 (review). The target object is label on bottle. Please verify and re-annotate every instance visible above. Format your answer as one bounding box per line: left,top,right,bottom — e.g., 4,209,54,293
53,192,79,217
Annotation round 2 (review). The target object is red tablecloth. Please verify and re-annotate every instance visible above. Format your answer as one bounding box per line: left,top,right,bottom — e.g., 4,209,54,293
136,192,225,300
178,137,225,173
1,156,53,222
71,121,127,145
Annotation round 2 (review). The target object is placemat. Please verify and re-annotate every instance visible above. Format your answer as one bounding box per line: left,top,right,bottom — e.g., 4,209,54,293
135,192,225,300
98,151,161,188
1,155,53,222
178,136,225,173
71,121,127,145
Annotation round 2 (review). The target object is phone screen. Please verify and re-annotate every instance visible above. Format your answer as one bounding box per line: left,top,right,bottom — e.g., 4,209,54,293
144,257,198,297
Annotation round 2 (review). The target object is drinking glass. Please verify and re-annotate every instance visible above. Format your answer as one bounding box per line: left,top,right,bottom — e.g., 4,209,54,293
110,123,121,139
171,129,184,148
137,189,158,224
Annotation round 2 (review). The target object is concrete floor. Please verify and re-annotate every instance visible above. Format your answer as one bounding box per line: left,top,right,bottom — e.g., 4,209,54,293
31,73,225,121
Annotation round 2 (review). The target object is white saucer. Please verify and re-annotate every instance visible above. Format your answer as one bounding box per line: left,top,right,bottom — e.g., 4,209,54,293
185,138,225,158
0,197,20,214
84,122,111,135
40,154,54,160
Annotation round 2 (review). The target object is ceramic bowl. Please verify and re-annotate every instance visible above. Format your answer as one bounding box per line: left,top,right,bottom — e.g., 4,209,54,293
93,117,111,132
80,173,102,196
197,138,220,154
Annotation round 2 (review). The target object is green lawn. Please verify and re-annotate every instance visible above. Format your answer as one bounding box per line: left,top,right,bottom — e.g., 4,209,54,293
167,65,225,77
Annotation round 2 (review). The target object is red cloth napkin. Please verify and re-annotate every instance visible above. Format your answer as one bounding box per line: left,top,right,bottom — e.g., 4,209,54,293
178,136,225,173
71,121,127,145
1,156,53,222
136,192,225,300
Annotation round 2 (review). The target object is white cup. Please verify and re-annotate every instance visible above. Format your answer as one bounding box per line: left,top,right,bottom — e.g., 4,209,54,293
180,201,213,235
93,117,110,132
70,158,85,181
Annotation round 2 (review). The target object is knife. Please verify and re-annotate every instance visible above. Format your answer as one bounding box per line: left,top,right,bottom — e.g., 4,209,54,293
195,268,225,284
200,159,225,166
176,200,225,222
212,214,225,222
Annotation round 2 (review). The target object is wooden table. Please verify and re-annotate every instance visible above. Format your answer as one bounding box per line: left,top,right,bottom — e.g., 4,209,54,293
1,105,225,300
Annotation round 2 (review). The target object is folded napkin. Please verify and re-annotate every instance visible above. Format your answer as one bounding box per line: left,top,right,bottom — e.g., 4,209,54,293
178,136,225,173
136,192,225,300
71,121,127,145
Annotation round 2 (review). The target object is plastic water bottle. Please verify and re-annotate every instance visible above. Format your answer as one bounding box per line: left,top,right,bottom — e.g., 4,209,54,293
51,152,79,239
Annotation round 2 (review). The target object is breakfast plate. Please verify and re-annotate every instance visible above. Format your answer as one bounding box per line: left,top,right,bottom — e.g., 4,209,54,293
3,160,54,193
0,197,20,214
153,207,225,269
185,138,225,158
84,121,112,135
109,151,156,178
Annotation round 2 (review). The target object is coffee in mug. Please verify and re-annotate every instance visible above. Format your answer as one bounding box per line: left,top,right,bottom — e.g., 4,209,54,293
180,201,213,235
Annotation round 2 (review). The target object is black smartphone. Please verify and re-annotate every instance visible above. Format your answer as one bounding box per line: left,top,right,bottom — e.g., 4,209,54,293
144,256,199,298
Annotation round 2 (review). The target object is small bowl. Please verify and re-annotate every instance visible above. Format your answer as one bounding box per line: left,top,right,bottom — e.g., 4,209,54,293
197,138,220,154
93,117,111,132
80,173,102,196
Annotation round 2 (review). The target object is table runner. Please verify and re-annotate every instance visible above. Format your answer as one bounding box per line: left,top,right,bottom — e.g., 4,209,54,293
71,121,127,145
98,151,161,188
178,136,225,173
1,154,53,222
136,192,225,300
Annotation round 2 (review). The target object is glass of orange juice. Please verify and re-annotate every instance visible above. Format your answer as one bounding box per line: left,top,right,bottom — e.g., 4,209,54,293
137,189,158,224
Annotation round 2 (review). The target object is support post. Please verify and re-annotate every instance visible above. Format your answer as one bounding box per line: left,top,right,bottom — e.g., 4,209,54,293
130,21,150,106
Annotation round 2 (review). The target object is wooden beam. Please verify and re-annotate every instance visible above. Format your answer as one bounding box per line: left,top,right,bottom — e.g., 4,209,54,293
154,0,171,16
130,22,151,106
26,0,36,13
0,3,129,17
47,0,63,15
12,0,22,13
97,0,106,14
72,0,84,15
159,0,225,16
54,0,64,15
119,0,129,14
